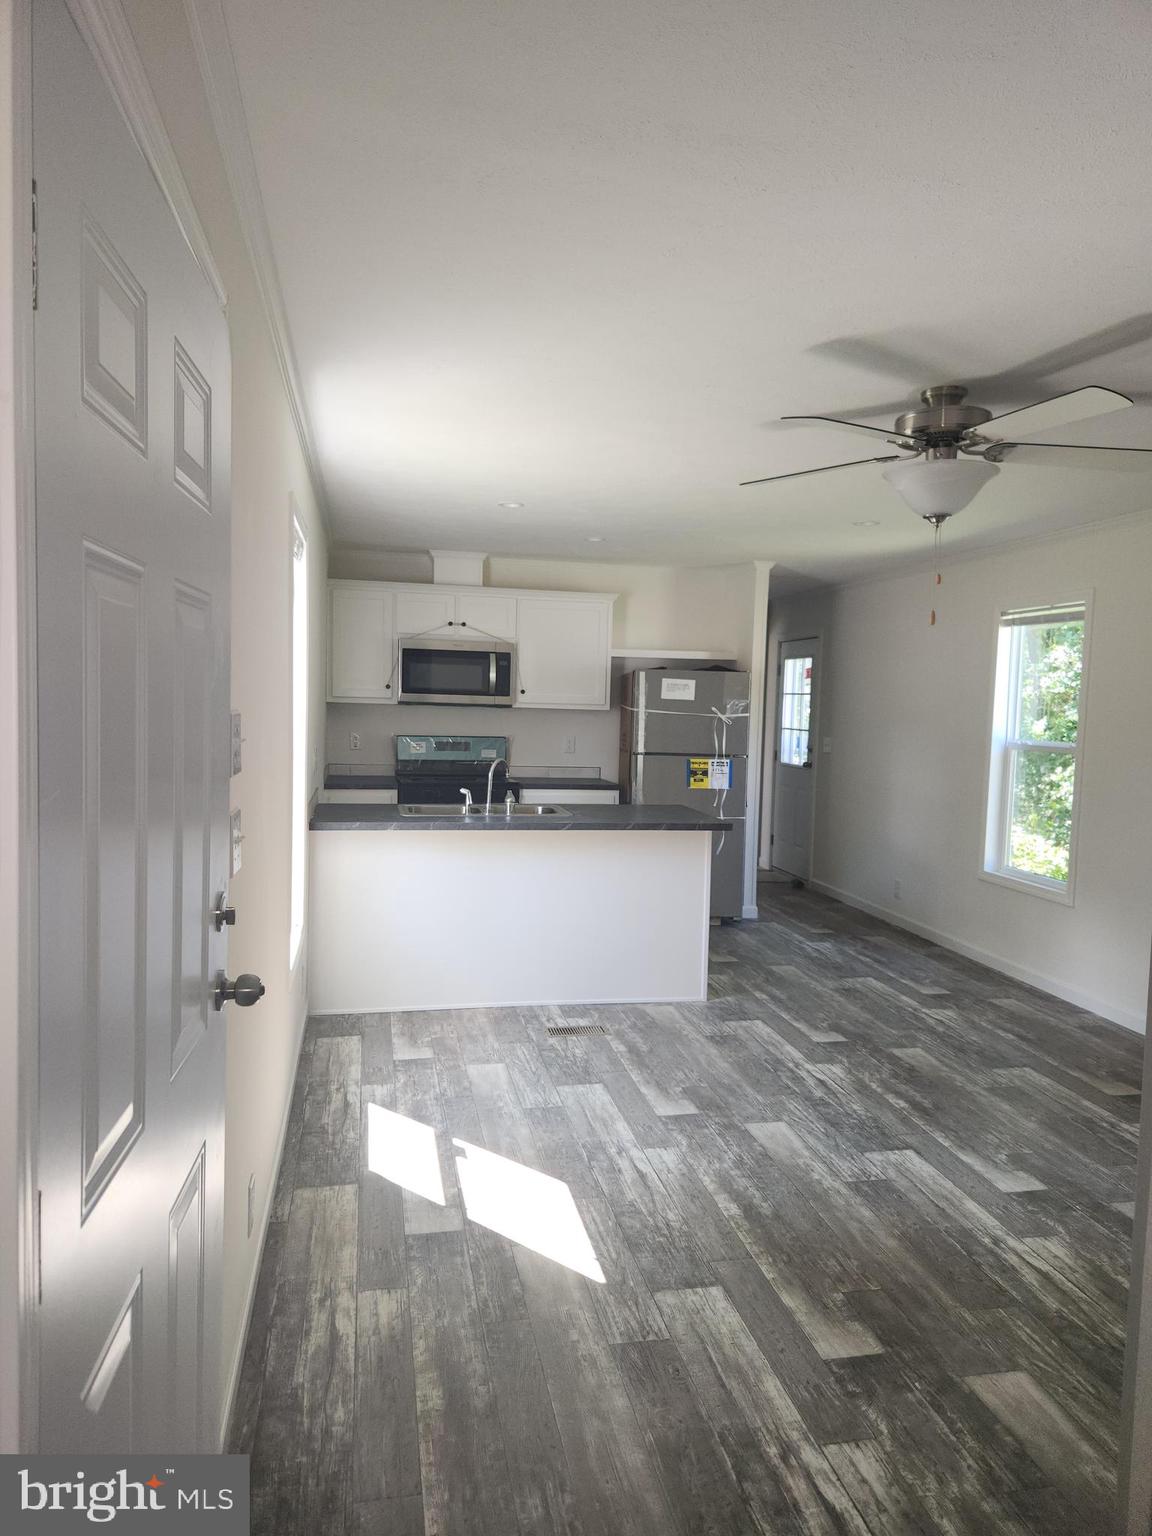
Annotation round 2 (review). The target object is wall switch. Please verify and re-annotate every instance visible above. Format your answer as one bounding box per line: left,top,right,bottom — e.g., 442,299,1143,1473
350,731,361,751
563,735,576,755
893,878,902,900
822,737,833,754
230,809,243,877
247,1173,257,1238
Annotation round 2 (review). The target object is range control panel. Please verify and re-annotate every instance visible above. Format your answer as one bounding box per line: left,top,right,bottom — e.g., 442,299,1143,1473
395,734,509,764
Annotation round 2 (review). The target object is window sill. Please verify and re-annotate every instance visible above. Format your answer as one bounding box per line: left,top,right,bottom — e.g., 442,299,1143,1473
979,867,1075,907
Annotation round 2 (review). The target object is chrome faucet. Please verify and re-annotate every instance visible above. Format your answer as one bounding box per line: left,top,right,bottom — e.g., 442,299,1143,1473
484,757,509,815
459,787,473,811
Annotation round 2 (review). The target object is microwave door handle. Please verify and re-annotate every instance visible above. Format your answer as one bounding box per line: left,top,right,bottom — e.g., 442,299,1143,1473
489,651,497,696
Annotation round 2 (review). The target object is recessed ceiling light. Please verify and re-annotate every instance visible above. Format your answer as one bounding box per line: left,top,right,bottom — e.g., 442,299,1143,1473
852,519,881,527
498,501,524,509
586,535,605,543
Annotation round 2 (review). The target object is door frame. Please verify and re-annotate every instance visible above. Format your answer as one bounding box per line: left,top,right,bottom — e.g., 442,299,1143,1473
1,0,39,1457
767,634,821,881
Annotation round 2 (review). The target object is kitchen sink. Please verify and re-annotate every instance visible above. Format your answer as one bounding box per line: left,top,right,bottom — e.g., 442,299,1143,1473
398,803,572,819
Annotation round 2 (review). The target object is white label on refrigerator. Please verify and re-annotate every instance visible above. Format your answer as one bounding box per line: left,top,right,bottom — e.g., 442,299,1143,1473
661,678,696,701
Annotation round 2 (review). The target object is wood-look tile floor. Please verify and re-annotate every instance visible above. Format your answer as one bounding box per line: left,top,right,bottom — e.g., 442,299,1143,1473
231,884,1144,1535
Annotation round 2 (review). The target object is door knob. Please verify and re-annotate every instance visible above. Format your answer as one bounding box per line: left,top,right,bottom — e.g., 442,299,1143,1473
214,971,266,1011
212,893,237,931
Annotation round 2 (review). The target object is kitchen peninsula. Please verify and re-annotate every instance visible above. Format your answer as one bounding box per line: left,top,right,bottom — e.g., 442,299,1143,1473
308,801,730,1013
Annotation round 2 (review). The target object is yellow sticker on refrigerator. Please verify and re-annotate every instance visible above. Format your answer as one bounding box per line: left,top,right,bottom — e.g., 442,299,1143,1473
687,757,732,790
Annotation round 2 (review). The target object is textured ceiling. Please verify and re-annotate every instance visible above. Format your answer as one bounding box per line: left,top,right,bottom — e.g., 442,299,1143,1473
221,0,1152,583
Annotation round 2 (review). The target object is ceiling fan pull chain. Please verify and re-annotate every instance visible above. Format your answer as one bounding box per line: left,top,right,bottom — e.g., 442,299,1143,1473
930,521,942,626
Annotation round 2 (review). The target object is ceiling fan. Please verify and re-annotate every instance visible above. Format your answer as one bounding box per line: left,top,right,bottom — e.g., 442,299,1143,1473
741,384,1152,524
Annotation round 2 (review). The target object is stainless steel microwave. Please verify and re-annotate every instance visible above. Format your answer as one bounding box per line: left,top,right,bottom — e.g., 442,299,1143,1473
396,636,516,707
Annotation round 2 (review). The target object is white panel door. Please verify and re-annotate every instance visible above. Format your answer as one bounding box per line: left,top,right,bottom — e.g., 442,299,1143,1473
394,589,454,637
329,585,395,699
35,0,237,1452
771,640,820,881
456,591,517,641
515,597,612,709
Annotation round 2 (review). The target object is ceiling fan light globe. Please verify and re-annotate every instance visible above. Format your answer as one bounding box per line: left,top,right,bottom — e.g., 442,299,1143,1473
881,456,1000,518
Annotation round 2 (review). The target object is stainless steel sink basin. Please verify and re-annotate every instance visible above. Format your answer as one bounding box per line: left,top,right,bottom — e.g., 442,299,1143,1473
398,803,572,819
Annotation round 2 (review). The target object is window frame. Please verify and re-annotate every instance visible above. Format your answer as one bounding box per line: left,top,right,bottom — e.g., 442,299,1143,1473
289,507,309,968
980,593,1092,906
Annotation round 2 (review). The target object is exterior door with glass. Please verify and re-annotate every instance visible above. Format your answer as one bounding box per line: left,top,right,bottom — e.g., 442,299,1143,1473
771,640,820,880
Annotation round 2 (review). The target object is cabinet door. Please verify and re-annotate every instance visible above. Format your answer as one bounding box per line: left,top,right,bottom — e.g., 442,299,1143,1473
395,591,455,637
329,586,395,700
456,592,517,640
515,598,612,709
520,788,619,805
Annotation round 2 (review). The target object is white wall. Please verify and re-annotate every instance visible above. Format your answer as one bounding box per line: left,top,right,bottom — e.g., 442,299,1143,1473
120,0,329,1434
329,700,622,777
767,515,1152,1031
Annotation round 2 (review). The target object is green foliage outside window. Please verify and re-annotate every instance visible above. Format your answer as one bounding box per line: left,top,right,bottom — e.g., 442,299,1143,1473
1006,621,1083,882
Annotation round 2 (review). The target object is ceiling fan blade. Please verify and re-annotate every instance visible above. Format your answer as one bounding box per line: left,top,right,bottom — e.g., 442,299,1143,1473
980,386,1132,441
781,414,919,447
740,455,901,487
990,441,1152,472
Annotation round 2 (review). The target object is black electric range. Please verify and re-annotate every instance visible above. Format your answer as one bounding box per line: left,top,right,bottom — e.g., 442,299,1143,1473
393,734,519,807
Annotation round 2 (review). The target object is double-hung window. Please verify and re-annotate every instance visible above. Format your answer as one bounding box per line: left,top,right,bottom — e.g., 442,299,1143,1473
984,602,1087,899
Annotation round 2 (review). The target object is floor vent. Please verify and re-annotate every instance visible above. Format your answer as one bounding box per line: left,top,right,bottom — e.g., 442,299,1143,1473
546,1023,608,1038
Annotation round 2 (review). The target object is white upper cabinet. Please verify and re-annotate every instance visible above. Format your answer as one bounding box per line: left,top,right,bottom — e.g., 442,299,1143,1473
515,596,612,709
329,584,395,701
327,579,614,709
455,592,518,640
395,589,518,641
394,590,455,637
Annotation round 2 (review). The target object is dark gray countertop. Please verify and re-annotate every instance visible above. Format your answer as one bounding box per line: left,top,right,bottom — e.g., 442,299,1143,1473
310,803,730,832
324,772,621,791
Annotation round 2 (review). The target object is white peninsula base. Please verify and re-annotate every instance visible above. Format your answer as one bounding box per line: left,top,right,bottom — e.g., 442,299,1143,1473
307,829,713,1013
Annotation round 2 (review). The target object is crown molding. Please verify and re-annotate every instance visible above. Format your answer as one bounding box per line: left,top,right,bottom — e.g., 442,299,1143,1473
63,0,227,308
182,0,331,534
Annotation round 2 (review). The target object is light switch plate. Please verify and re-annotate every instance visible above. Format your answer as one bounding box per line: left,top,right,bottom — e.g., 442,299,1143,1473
231,711,243,775
230,808,243,877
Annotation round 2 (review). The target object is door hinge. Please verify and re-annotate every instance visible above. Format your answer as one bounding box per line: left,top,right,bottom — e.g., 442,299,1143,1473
31,179,38,311
769,833,775,845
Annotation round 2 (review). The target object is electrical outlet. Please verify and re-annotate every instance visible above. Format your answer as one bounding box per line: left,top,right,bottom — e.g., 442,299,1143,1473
350,731,361,751
563,735,576,755
247,1173,257,1238
893,878,902,900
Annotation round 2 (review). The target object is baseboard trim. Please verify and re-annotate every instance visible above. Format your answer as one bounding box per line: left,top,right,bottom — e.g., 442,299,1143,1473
807,879,1146,1035
216,1004,308,1450
308,991,710,1017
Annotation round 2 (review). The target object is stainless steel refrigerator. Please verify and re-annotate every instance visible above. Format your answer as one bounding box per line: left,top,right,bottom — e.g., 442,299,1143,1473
619,668,750,919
